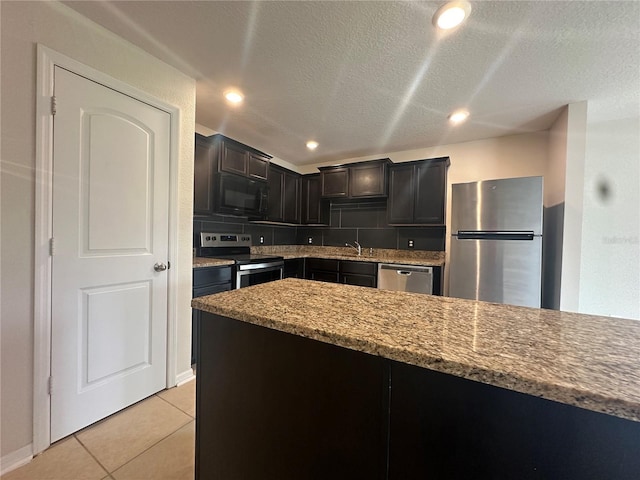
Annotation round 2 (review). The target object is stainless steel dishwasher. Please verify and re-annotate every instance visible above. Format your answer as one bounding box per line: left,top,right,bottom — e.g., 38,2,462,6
377,263,433,294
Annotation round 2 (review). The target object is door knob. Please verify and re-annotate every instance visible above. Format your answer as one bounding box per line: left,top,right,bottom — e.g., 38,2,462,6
154,263,168,272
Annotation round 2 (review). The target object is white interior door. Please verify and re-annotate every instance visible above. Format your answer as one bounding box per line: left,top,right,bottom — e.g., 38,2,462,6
51,66,170,441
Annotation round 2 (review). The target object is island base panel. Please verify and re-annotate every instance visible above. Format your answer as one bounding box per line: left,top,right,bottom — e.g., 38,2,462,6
389,361,640,479
196,312,389,480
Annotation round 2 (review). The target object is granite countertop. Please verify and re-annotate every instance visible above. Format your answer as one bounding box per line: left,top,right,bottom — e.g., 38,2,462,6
192,278,640,423
193,257,235,268
251,245,446,267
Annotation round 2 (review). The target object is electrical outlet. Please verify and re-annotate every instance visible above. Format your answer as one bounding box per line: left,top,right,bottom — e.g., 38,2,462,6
308,237,313,244
408,239,414,248
259,236,264,244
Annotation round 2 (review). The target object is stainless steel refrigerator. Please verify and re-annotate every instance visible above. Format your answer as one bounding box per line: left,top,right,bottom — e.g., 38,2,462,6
449,176,543,308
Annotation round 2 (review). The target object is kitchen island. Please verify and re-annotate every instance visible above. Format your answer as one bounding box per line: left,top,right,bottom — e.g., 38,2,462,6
192,278,640,479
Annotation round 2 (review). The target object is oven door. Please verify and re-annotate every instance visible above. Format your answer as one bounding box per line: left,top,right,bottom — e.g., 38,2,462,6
236,262,284,289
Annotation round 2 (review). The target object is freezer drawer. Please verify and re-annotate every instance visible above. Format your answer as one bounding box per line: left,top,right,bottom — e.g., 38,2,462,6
378,264,433,295
449,236,542,308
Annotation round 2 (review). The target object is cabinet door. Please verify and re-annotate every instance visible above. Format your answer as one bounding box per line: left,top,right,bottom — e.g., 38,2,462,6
248,153,269,180
283,171,300,224
341,274,377,288
220,140,248,176
193,134,215,215
321,168,349,197
387,165,415,224
284,258,304,279
267,166,284,222
302,175,330,225
414,161,446,225
302,175,320,224
350,163,387,197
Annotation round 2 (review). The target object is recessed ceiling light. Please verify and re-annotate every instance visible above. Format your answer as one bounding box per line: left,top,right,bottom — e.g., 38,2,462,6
306,141,319,150
448,109,470,125
433,1,471,30
224,89,244,105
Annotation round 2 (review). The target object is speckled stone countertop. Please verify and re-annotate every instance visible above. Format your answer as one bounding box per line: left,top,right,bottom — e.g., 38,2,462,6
251,245,445,267
192,278,640,422
193,257,235,268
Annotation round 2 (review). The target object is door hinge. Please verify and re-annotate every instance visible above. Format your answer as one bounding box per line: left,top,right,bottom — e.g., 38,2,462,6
47,376,53,395
49,237,56,256
51,96,57,116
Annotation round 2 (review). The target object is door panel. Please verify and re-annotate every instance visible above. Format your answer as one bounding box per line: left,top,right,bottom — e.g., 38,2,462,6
82,281,151,385
449,237,542,308
84,113,151,253
51,67,170,441
451,177,543,233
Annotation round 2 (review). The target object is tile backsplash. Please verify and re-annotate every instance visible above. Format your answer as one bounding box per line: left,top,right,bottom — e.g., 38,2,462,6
194,201,445,251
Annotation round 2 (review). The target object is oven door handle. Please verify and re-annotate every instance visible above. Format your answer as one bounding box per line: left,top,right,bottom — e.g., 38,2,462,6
237,262,285,272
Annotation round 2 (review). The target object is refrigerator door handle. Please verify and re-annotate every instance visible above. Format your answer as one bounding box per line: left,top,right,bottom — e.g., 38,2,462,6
457,231,535,241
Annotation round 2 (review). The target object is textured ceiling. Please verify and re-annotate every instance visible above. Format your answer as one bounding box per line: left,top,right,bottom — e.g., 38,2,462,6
63,1,640,166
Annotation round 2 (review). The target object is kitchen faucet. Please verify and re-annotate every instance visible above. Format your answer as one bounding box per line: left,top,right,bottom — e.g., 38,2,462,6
345,241,362,256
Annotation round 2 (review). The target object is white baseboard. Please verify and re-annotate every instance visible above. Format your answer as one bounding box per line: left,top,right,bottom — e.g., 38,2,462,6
1,444,33,476
175,368,195,386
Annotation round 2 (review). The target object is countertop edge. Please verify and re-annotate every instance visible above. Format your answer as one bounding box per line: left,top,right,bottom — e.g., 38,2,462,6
191,293,640,423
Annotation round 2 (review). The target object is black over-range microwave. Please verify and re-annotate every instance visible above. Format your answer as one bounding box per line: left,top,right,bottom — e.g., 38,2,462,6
214,172,268,218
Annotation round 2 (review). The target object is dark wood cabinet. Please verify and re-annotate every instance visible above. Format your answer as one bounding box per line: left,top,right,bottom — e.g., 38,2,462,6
320,159,390,199
305,258,340,283
219,140,248,176
194,134,271,216
340,260,377,287
267,164,300,224
191,265,232,364
350,162,388,198
283,258,305,278
388,157,449,226
247,152,269,180
218,135,270,180
193,134,217,215
320,167,349,198
301,174,330,225
306,258,377,287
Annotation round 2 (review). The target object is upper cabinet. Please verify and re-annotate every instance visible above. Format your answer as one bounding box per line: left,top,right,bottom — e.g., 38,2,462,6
267,164,301,224
194,133,271,216
301,174,330,225
388,157,450,226
319,159,391,199
218,135,270,180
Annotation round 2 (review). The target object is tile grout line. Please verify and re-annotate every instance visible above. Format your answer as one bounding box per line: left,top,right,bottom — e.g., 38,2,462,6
106,415,194,476
73,393,192,476
155,392,196,419
73,433,110,478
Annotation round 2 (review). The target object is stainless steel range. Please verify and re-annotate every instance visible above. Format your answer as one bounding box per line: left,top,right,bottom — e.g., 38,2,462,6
196,233,284,288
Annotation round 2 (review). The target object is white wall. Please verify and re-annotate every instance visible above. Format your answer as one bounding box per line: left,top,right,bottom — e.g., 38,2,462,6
559,102,589,312
0,1,195,460
579,113,640,319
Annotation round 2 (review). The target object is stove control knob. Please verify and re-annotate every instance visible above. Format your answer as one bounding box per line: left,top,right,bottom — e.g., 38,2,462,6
205,236,211,241
212,236,216,241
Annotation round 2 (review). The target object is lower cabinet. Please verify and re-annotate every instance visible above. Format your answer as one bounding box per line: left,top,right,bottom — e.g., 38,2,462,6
305,258,339,283
283,258,304,278
196,313,640,480
191,266,232,364
340,260,377,287
305,258,377,287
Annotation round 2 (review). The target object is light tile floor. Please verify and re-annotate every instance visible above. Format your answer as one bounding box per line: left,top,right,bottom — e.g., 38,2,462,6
2,379,196,480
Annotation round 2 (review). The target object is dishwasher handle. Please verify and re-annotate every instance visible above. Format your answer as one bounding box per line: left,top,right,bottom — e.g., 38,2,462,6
397,270,412,276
